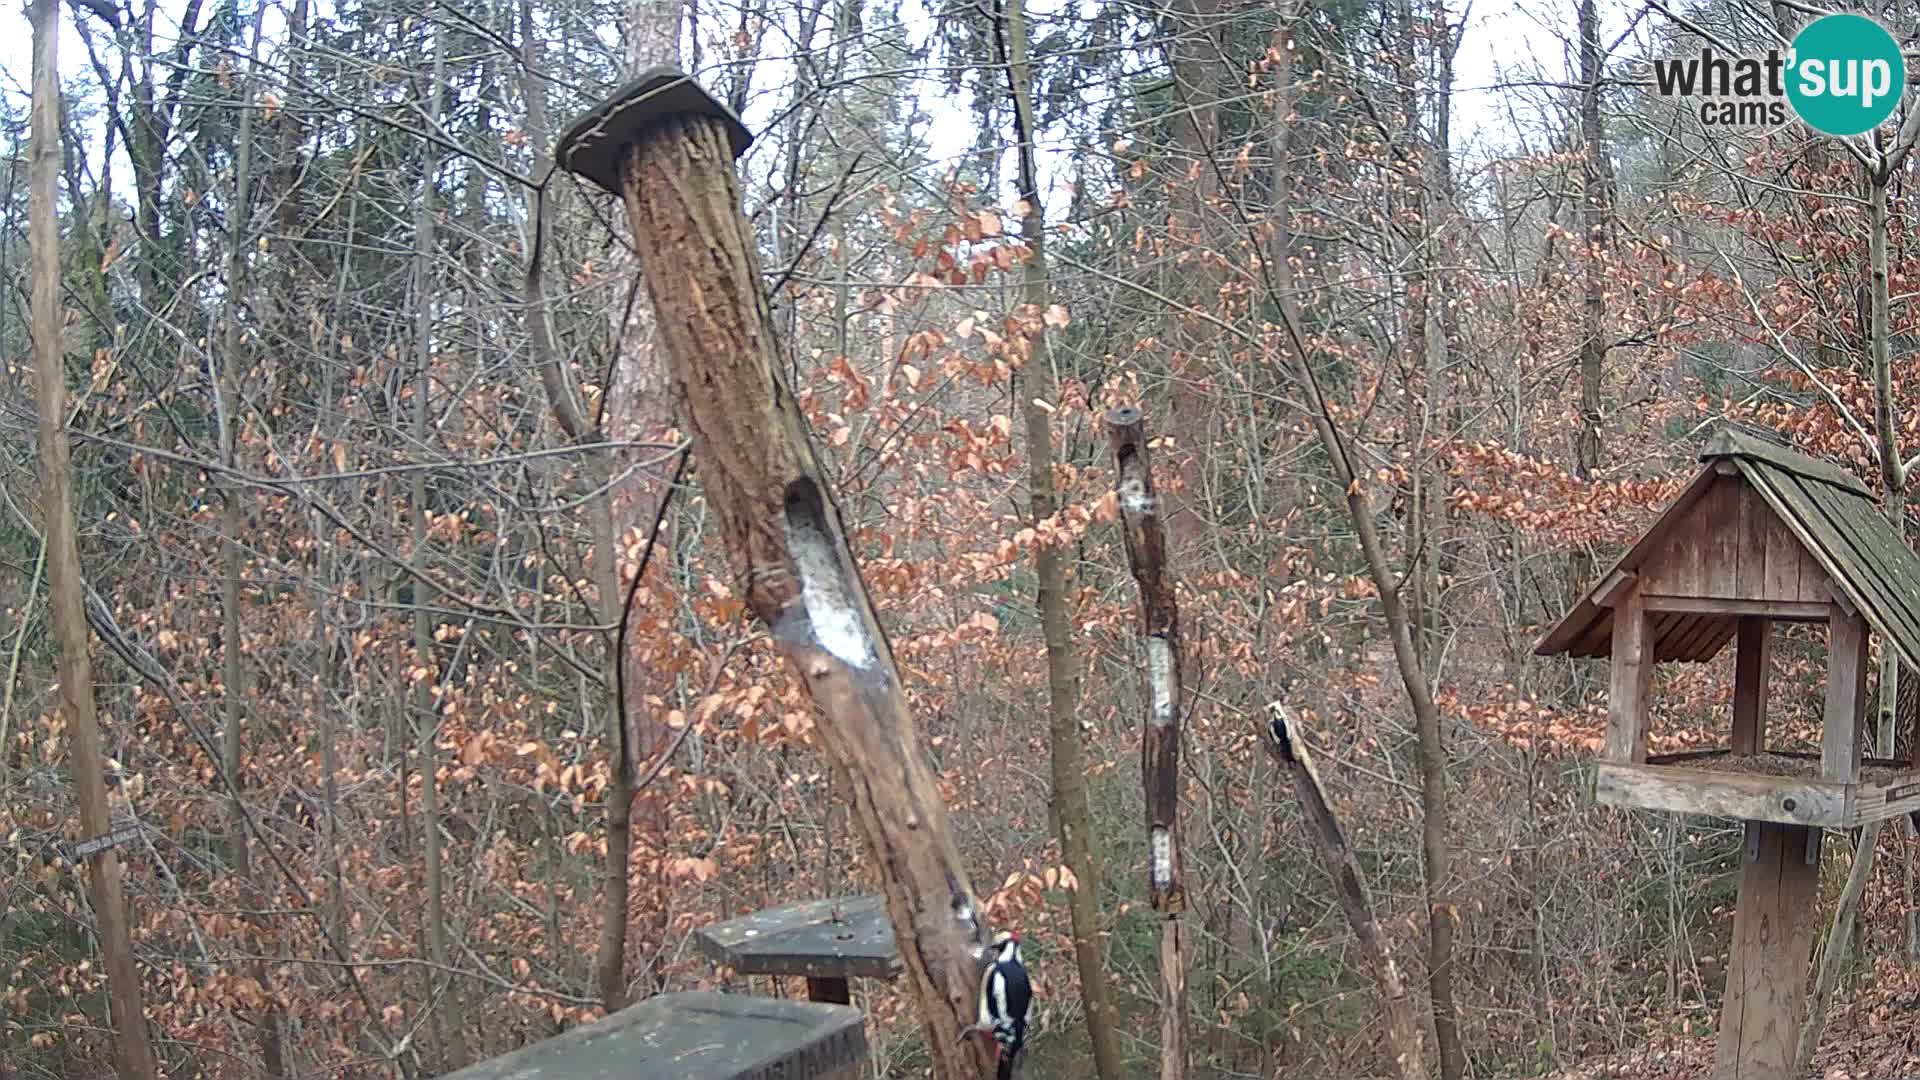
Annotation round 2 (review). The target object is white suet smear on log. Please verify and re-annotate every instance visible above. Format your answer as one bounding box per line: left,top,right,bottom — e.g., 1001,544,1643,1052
1118,473,1156,516
1150,826,1173,889
782,479,878,670
1147,637,1175,727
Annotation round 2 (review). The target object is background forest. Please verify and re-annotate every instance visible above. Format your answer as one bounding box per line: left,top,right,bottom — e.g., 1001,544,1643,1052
6,0,1920,1075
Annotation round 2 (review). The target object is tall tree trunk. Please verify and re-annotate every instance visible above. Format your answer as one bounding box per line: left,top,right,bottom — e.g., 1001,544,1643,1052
613,0,685,1000
591,101,999,1079
1569,0,1611,603
214,7,286,1072
1800,164,1905,1064
409,23,467,1067
1162,0,1223,554
519,0,647,1010
29,0,159,1073
999,3,1125,1074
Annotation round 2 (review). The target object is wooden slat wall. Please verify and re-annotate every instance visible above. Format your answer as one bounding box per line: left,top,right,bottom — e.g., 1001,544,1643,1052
1638,477,1831,604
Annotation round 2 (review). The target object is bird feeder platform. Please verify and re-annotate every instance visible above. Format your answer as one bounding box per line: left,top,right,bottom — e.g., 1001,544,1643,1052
693,895,902,1004
437,991,867,1080
1539,427,1920,1080
1596,749,1920,828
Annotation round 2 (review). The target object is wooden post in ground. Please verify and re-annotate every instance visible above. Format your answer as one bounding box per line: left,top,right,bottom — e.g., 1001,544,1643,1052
553,70,996,1080
1106,408,1188,1079
1716,822,1820,1080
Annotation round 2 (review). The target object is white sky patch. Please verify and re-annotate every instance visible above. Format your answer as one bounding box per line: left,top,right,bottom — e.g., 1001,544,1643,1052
0,0,1647,223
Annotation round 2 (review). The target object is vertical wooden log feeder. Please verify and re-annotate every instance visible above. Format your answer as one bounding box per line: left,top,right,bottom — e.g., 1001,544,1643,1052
1262,705,1428,1080
554,71,996,1080
1106,408,1188,1079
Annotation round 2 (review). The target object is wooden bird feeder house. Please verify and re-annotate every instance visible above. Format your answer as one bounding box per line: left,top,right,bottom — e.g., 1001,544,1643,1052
1538,427,1920,1079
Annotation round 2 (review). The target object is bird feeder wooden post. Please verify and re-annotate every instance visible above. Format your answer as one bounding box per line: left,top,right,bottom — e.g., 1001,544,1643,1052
551,70,996,1080
1539,428,1920,1080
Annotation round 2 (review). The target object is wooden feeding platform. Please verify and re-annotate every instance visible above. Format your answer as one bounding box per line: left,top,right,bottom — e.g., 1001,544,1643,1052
438,991,868,1080
693,895,902,1005
1539,428,1920,1080
1598,749,1920,828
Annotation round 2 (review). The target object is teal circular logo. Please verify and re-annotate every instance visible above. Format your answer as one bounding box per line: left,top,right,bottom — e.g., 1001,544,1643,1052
1787,14,1905,136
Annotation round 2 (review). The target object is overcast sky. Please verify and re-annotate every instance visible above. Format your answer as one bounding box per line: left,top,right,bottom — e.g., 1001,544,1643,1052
0,0,1631,197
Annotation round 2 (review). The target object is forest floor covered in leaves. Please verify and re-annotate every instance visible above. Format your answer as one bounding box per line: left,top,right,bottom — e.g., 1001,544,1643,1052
1543,963,1920,1079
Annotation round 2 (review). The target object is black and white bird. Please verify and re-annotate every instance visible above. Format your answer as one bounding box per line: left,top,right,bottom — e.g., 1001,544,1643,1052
973,930,1032,1079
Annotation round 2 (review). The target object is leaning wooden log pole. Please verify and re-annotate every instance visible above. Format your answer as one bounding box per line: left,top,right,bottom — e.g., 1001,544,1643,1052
1263,703,1428,1080
1106,408,1188,1079
553,71,996,1079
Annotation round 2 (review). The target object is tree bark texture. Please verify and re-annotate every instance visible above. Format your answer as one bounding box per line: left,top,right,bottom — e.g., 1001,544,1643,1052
1570,0,1611,607
1264,704,1428,1080
29,0,160,1072
1160,0,1224,553
1108,408,1189,1080
1801,178,1908,1058
410,25,467,1066
215,11,287,1069
606,114,996,1080
518,0,638,1009
997,1,1125,1075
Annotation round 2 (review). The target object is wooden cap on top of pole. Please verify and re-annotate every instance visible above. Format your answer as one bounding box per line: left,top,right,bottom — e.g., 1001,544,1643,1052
554,67,753,195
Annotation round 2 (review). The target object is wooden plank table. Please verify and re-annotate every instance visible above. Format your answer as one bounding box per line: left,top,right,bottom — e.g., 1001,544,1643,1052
693,895,903,1004
437,991,867,1080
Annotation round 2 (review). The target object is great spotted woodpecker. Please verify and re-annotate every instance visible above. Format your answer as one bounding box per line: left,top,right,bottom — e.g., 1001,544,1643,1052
974,930,1031,1079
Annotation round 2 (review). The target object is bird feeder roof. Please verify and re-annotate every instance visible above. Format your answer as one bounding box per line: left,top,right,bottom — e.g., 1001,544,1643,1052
1537,427,1920,671
554,67,752,196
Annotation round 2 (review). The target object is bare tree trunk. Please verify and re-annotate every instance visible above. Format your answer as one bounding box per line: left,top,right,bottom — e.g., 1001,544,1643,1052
1570,0,1611,602
410,23,466,1067
1799,153,1912,1067
577,96,998,1078
1161,0,1223,553
1799,823,1879,1070
29,0,159,1073
615,0,685,1000
1264,704,1428,1080
214,8,286,1071
519,0,644,1010
1109,409,1190,1080
1000,3,1125,1074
